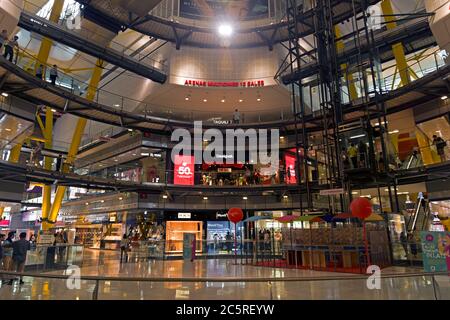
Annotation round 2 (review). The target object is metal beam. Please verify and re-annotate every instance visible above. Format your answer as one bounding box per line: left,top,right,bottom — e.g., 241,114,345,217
48,59,105,225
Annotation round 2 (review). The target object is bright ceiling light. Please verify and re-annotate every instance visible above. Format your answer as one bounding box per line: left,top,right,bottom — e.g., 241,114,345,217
5,128,11,132
239,99,243,103
114,104,120,107
1,92,8,97
203,197,208,200
221,99,225,103
141,153,150,156
185,96,190,101
218,24,233,37
51,109,57,112
203,99,207,102
257,98,261,102
442,96,448,100
243,196,248,200
162,195,168,199
119,197,123,200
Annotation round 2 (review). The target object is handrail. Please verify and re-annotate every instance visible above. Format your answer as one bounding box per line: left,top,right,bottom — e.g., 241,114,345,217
0,269,447,283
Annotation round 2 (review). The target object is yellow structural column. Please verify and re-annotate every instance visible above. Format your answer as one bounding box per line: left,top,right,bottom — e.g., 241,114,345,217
48,59,105,224
335,26,358,101
381,0,411,87
35,0,64,230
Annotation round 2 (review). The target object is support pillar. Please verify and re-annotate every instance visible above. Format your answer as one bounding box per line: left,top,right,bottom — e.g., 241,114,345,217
48,59,104,225
381,0,411,87
335,26,358,101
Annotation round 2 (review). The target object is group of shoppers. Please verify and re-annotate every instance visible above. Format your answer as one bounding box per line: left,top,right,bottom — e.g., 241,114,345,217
341,141,368,170
1,29,59,84
0,29,19,63
0,232,31,285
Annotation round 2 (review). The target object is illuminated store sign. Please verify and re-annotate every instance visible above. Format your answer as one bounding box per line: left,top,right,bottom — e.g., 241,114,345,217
178,212,192,219
184,79,265,88
284,154,297,184
174,155,195,185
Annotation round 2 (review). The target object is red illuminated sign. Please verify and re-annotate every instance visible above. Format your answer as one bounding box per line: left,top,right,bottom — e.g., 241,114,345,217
184,79,264,88
174,155,195,185
284,154,297,184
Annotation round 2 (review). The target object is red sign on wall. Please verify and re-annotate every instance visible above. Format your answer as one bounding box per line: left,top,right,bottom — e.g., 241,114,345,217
174,155,195,185
284,154,297,184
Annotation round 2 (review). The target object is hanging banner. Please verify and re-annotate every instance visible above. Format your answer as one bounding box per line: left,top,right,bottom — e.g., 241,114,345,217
284,154,297,184
420,231,450,272
174,155,195,185
179,0,268,20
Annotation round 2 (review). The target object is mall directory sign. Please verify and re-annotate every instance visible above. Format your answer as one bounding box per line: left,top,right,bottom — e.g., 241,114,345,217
174,155,195,185
180,0,269,19
420,231,450,272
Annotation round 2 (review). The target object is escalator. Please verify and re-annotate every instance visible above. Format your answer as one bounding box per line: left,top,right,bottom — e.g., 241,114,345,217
405,192,432,233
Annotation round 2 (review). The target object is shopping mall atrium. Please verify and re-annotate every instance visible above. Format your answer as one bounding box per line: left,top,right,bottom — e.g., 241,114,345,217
0,0,449,302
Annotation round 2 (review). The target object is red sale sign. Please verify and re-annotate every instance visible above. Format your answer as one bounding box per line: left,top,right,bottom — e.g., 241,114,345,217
174,155,195,185
284,154,297,184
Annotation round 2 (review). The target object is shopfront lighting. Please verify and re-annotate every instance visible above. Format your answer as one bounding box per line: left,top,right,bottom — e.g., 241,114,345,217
389,130,399,134
283,195,288,199
203,197,208,200
5,128,11,132
100,200,105,203
141,153,150,156
85,202,89,205
350,134,365,140
441,96,448,100
113,104,120,107
1,92,8,97
118,197,123,200
218,24,233,37
162,195,168,199
243,196,248,200
51,109,57,112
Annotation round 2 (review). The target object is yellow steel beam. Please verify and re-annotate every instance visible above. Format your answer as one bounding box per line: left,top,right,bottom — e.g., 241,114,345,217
335,26,358,101
381,0,411,87
48,59,105,225
9,143,22,163
33,0,64,231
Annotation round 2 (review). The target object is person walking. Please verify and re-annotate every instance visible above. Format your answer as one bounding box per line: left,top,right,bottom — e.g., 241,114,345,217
3,35,19,63
358,140,367,168
0,30,8,52
120,234,130,263
50,65,59,85
348,143,358,168
9,232,30,285
35,64,44,80
233,109,241,124
2,232,14,282
433,135,447,162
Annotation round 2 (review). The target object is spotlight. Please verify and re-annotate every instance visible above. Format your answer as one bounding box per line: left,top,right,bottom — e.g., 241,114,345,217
218,24,233,37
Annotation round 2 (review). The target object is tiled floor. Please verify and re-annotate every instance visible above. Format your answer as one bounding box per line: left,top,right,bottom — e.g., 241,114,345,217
0,249,448,300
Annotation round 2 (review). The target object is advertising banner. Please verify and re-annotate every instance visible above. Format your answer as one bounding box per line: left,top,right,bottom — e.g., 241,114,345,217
179,0,268,19
284,154,297,184
174,155,195,185
420,231,450,272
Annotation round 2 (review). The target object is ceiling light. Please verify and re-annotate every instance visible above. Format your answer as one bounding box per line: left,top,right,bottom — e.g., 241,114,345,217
350,134,366,139
128,129,133,132
141,153,150,156
221,99,225,103
100,200,105,203
283,195,288,199
51,109,57,112
5,128,11,132
389,130,399,134
162,195,168,199
243,196,248,200
1,92,8,97
257,98,261,102
239,99,243,103
132,153,137,156
203,99,207,102
352,191,359,195
114,159,118,162
118,197,123,200
218,24,233,37
441,96,448,100
203,197,208,200
113,104,120,107
85,202,89,205
185,96,190,101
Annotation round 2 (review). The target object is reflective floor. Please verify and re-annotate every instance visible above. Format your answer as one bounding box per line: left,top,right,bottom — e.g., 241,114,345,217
0,249,449,300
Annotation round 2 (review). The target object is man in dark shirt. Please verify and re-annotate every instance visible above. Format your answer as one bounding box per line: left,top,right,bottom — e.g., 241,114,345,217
9,232,30,285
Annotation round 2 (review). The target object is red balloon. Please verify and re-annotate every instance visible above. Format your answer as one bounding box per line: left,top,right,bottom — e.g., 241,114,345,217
227,207,244,224
350,197,372,220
